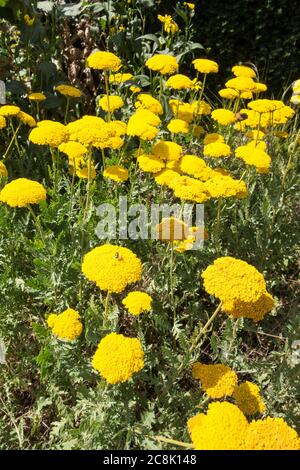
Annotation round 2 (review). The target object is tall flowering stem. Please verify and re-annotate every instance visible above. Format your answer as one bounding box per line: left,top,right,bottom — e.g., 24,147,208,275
3,123,21,159
104,71,111,122
27,204,45,245
189,302,223,353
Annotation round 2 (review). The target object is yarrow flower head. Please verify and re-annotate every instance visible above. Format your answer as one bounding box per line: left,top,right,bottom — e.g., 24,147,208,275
47,308,83,341
99,95,124,112
29,121,69,147
28,92,46,101
135,94,163,115
0,178,46,207
122,291,153,316
201,257,274,321
137,154,165,174
167,118,189,134
165,74,195,90
244,417,300,450
92,332,144,384
192,59,218,74
232,65,256,78
152,141,182,161
203,142,231,158
192,363,238,398
0,105,21,117
87,51,121,71
55,84,82,98
103,165,128,182
82,244,142,293
211,108,236,125
145,54,178,75
127,109,160,140
233,381,266,415
17,111,36,128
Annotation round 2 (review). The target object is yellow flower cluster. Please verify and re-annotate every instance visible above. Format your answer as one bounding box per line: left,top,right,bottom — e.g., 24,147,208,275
145,54,178,75
122,291,152,316
203,142,231,158
82,244,142,293
127,109,160,140
56,84,82,98
66,116,123,149
109,72,134,84
152,141,182,161
165,74,194,90
188,402,300,449
87,51,121,71
0,115,6,129
28,92,46,101
235,145,271,173
17,111,36,127
192,59,218,74
232,65,256,78
137,153,165,173
135,94,163,115
99,95,124,112
157,14,179,34
0,105,21,117
201,257,274,321
211,108,236,125
103,165,128,182
173,175,210,203
0,178,46,207
204,175,248,199
92,332,144,383
167,118,190,134
47,308,83,341
233,381,266,415
192,363,238,398
0,161,8,177
29,121,69,147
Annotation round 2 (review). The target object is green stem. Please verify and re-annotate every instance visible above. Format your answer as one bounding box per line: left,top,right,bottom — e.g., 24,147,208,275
189,302,223,353
104,71,111,122
27,205,46,245
3,123,21,160
64,97,70,124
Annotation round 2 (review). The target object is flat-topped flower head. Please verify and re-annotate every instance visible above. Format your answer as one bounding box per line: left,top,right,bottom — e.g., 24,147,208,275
232,65,256,78
29,121,69,147
103,165,128,182
47,308,83,341
145,54,178,75
179,155,213,181
87,51,121,71
225,77,256,91
92,332,144,383
82,244,142,293
211,108,236,125
165,74,195,90
17,111,36,128
99,95,124,112
192,59,218,74
135,94,163,115
109,72,134,84
244,417,300,450
58,141,87,160
127,109,160,140
122,291,152,316
167,118,189,134
203,142,231,158
0,105,20,117
233,381,266,415
188,402,248,450
156,216,189,242
152,141,182,161
137,154,165,174
28,92,46,102
173,175,210,203
0,178,46,207
204,175,248,199
55,84,82,98
192,363,238,398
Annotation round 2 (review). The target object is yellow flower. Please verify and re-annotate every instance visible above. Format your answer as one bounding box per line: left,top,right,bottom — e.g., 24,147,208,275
232,65,256,78
82,244,142,293
154,169,181,187
122,291,152,316
244,417,300,450
211,108,236,125
137,154,165,173
233,381,266,415
225,77,255,91
235,145,271,173
145,54,178,75
92,332,144,384
135,93,163,115
157,15,179,34
253,82,268,93
87,51,121,71
0,105,20,117
192,100,211,116
192,58,218,74
188,402,248,450
24,14,35,26
179,154,213,181
183,2,195,10
98,95,124,112
69,157,96,180
203,133,224,144
59,141,87,160
165,74,194,90
0,178,46,207
173,175,210,203
130,85,142,94
47,308,83,341
28,92,46,101
152,141,182,161
0,115,6,129
55,84,82,98
218,88,239,100
103,165,128,182
127,109,160,140
17,111,36,127
204,175,248,199
0,161,8,178
192,363,238,398
156,216,189,242
29,121,69,147
201,257,274,321
203,142,231,158
109,72,134,84
167,118,189,134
